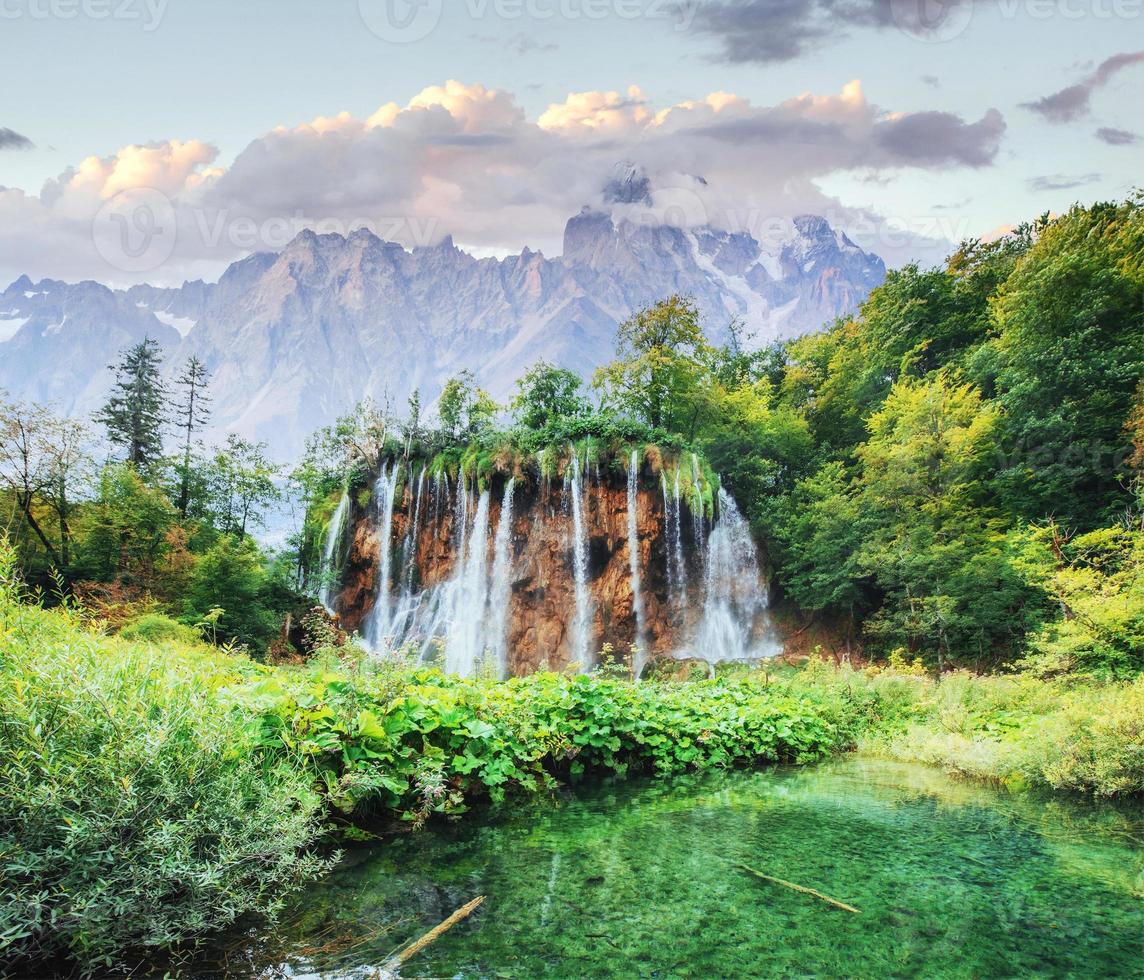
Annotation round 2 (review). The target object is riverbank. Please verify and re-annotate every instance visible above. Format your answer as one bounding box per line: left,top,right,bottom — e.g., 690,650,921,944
2,568,1142,973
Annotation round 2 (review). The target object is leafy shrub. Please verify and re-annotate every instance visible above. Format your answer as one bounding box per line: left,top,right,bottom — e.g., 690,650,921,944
242,663,846,822
0,544,330,972
119,611,202,646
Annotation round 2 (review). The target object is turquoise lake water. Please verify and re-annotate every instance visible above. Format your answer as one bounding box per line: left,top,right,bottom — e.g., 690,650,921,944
206,758,1144,978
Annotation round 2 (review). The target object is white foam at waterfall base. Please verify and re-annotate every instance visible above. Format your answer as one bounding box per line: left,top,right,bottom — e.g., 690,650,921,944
691,488,782,663
627,450,647,675
318,490,350,613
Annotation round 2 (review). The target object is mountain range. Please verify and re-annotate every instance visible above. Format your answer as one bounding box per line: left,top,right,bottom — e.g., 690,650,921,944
0,176,885,458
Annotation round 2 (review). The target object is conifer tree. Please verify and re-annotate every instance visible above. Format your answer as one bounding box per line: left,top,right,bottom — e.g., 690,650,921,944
173,356,211,517
97,338,167,468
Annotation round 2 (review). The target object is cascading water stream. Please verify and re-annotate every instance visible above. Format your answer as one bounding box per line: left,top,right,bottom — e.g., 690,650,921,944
444,488,491,676
627,450,647,673
672,466,688,608
567,449,591,669
694,488,777,661
365,463,401,649
404,465,426,590
318,490,350,613
488,478,516,679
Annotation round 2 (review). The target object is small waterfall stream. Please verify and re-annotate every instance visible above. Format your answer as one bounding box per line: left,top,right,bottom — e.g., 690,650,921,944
318,490,350,613
488,478,516,679
567,450,592,669
444,489,491,676
365,463,400,648
627,450,647,671
694,489,778,662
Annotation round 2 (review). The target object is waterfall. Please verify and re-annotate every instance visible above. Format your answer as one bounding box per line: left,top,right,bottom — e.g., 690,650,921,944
404,465,426,590
488,478,516,678
690,453,706,561
365,463,401,649
567,449,592,669
318,490,350,613
693,488,777,662
673,466,688,608
353,450,779,677
444,489,491,676
627,450,647,673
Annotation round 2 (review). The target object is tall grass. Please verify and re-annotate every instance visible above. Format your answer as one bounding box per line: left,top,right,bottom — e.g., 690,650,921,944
785,658,1144,796
0,541,331,973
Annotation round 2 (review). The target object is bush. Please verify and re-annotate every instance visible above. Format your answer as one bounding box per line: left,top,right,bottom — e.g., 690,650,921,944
119,611,202,646
241,660,848,824
0,544,330,972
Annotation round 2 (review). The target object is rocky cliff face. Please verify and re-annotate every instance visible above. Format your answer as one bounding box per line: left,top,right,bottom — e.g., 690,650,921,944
328,457,777,676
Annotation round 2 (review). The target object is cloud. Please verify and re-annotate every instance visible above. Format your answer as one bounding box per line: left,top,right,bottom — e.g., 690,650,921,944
0,128,34,151
921,75,941,88
873,109,1005,167
1026,172,1102,192
688,0,890,64
1021,50,1144,123
1096,126,1138,145
0,79,1003,285
687,0,977,64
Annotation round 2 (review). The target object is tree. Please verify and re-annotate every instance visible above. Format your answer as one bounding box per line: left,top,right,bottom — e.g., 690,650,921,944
855,374,1030,668
511,361,590,430
209,435,279,538
182,535,278,649
775,462,874,643
75,463,177,583
0,398,89,569
172,357,211,517
97,339,168,468
437,371,499,441
990,201,1144,528
593,295,709,433
401,389,423,452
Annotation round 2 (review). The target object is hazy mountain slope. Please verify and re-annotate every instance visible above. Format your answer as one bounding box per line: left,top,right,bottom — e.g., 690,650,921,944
0,195,885,457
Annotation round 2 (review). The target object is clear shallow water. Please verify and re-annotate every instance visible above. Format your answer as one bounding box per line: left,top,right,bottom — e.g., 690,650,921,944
212,759,1144,979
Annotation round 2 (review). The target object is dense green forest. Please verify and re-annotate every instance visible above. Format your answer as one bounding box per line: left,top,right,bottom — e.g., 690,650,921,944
2,198,1143,974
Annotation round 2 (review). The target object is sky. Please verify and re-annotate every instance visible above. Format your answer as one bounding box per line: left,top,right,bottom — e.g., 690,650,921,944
0,0,1141,286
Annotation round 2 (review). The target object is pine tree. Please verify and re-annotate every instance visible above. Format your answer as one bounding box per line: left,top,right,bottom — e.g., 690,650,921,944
97,338,168,468
173,356,211,517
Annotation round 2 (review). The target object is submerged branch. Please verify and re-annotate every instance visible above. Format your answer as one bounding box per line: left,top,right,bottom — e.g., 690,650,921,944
736,863,861,913
375,895,486,977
